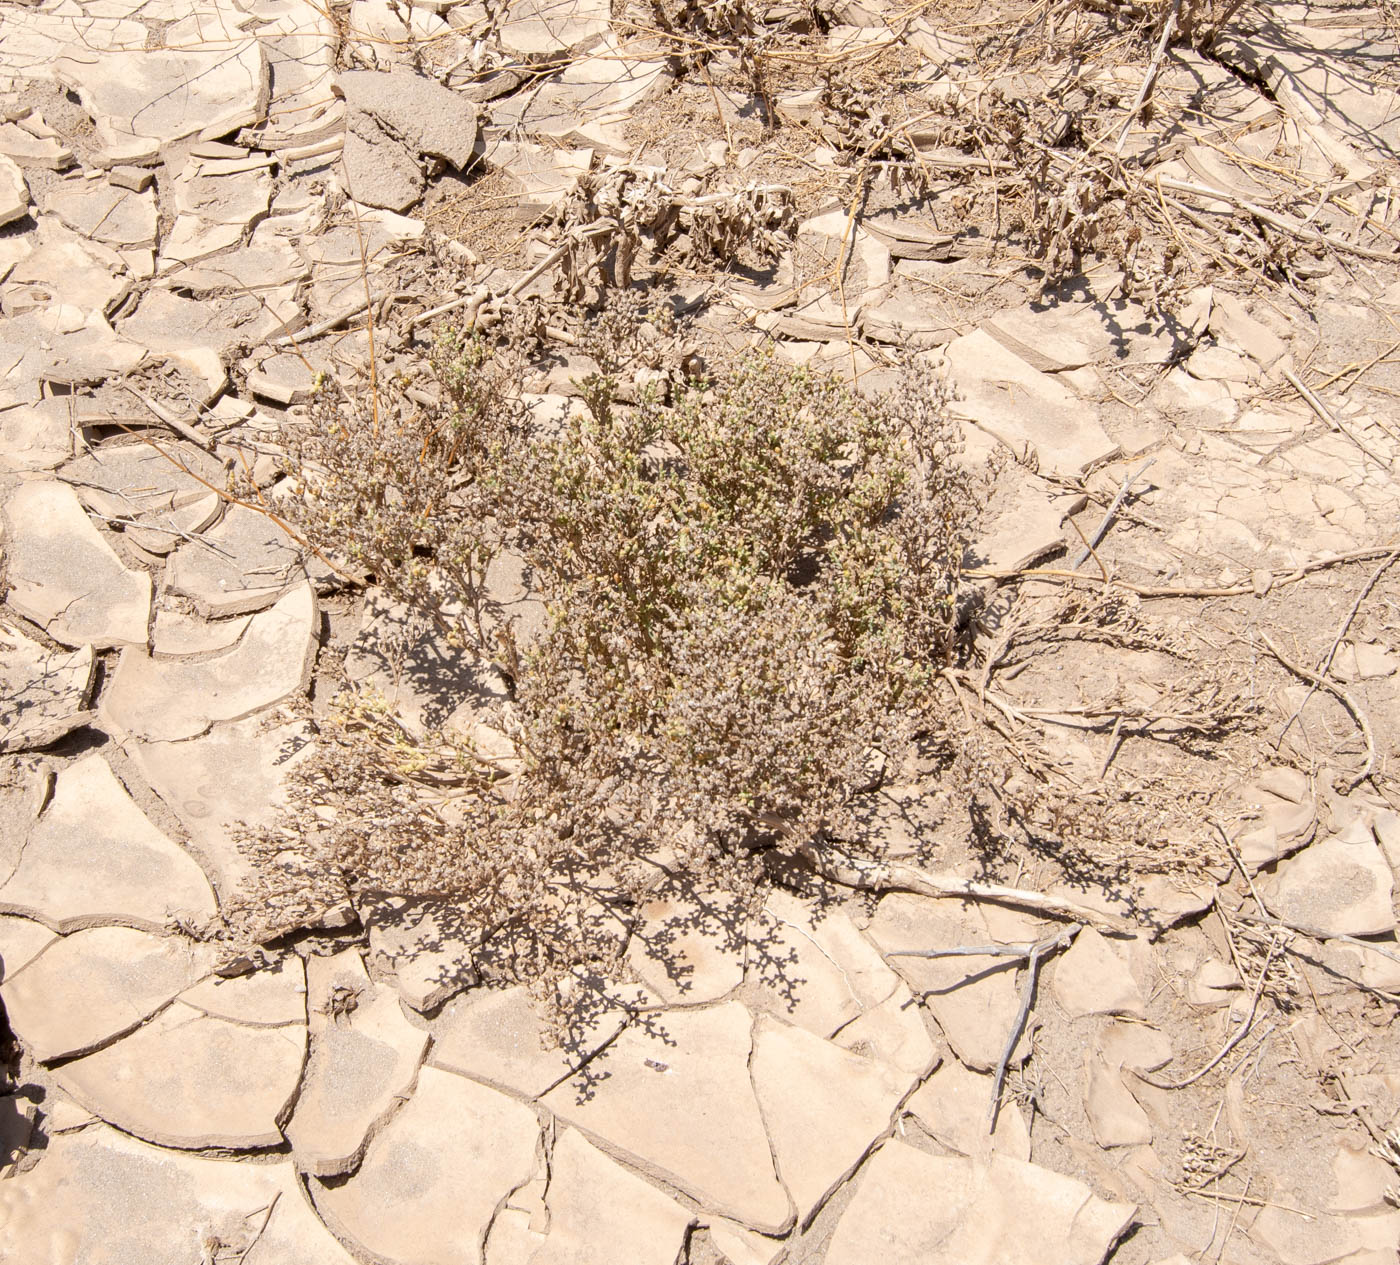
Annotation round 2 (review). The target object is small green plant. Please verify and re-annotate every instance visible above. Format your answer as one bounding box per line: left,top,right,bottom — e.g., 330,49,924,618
246,299,976,1012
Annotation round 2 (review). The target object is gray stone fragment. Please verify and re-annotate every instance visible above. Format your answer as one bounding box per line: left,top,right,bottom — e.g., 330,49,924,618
3,480,152,649
101,583,317,742
342,109,424,212
311,1066,540,1265
0,755,216,933
0,626,93,753
287,950,430,1177
2,926,212,1062
337,68,480,168
53,996,307,1150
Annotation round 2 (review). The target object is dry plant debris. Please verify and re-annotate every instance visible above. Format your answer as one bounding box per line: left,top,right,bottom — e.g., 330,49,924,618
0,0,1399,1263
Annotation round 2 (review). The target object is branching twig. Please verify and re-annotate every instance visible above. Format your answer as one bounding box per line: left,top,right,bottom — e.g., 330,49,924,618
1277,545,1400,745
1282,367,1392,473
1259,631,1376,789
1137,938,1280,1090
989,924,1080,1127
802,845,1136,930
1072,458,1155,568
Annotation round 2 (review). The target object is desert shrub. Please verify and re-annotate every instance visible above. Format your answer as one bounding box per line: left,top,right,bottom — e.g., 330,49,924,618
247,301,976,1011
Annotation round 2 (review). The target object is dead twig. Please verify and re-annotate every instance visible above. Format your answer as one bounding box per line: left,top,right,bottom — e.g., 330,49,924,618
1138,938,1280,1090
1282,366,1392,473
235,1192,280,1265
121,385,215,452
1259,631,1376,789
1277,545,1400,746
1234,913,1400,968
1113,0,1180,155
1072,458,1155,569
803,845,1136,930
988,924,1080,1127
964,544,1400,599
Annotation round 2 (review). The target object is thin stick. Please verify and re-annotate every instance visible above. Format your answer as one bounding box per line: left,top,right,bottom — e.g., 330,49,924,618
1259,631,1376,788
1072,458,1155,568
1235,913,1400,967
1067,514,1109,582
889,943,1047,960
989,925,1079,1127
1114,0,1180,155
1156,175,1400,264
1277,545,1400,745
1138,939,1280,1090
1282,367,1392,472
804,846,1136,930
965,543,1400,598
121,386,215,452
235,1192,281,1265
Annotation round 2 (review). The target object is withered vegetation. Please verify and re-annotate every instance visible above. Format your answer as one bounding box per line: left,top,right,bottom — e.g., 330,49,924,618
238,297,977,1012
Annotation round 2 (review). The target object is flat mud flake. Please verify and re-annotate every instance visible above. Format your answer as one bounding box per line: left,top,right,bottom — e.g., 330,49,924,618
311,1066,540,1265
428,983,626,1098
45,177,156,249
1267,822,1396,938
0,1124,358,1264
1051,926,1147,1020
491,1128,693,1265
0,153,28,226
867,894,1032,1073
340,110,424,212
943,329,1118,476
3,481,151,649
165,504,322,617
0,754,216,933
540,1001,793,1233
51,10,269,161
2,925,214,1063
905,1061,1032,1162
751,1016,916,1225
0,627,93,754
101,582,317,742
825,1143,1135,1265
1084,1053,1152,1149
336,68,480,169
496,0,612,58
286,949,430,1178
52,1000,307,1150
